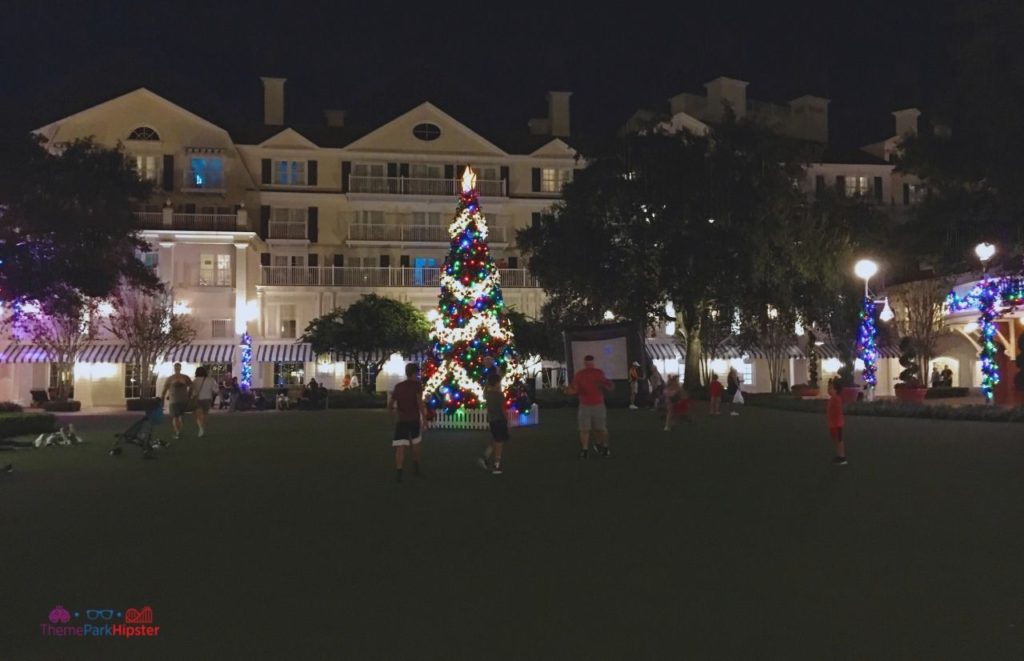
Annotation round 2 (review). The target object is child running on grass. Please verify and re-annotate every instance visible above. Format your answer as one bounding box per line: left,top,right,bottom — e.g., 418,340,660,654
708,373,723,416
390,363,427,482
478,372,509,475
827,378,848,465
663,375,691,431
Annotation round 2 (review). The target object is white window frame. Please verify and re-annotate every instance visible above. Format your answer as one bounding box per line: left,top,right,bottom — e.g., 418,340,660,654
845,175,871,197
272,159,307,186
134,154,161,182
540,168,571,193
199,253,232,287
410,163,443,179
279,304,297,339
188,156,225,189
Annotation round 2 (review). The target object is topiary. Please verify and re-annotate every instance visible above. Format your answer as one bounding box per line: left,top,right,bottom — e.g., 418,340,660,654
836,346,856,388
896,336,921,388
806,330,819,389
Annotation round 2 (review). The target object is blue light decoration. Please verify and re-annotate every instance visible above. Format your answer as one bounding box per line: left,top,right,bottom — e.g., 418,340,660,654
946,275,1024,403
856,296,878,387
240,332,253,390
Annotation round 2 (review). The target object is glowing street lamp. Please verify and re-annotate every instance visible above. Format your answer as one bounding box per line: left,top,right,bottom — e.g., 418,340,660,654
854,259,878,297
975,242,996,266
603,310,615,321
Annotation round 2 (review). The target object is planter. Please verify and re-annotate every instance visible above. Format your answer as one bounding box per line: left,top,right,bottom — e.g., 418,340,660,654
41,400,81,413
894,386,928,403
126,397,162,412
794,386,820,398
841,386,861,403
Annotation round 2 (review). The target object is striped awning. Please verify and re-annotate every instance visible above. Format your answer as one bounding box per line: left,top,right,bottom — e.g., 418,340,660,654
256,342,314,363
164,344,236,363
79,345,132,363
0,345,51,363
646,342,683,361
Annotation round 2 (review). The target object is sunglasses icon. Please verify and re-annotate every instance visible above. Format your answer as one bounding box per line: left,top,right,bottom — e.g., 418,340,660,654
86,609,115,620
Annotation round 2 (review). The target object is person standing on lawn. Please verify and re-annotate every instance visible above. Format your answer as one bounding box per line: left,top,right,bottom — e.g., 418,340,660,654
628,361,641,409
190,366,218,438
708,373,724,415
478,371,509,475
161,362,192,440
390,363,427,482
564,355,614,459
827,378,848,465
662,374,691,431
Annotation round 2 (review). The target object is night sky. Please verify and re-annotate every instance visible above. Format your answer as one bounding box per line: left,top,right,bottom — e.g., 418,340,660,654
0,0,951,148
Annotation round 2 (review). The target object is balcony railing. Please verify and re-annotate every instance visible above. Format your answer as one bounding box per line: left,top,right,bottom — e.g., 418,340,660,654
135,211,242,231
348,176,506,197
347,223,506,244
267,220,307,240
259,266,538,288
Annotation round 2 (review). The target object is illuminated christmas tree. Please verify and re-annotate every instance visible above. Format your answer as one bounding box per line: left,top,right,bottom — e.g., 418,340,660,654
423,166,528,414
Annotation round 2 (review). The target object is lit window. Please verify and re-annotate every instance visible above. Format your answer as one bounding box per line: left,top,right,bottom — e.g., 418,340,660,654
412,123,442,141
279,305,297,339
134,155,160,181
124,363,156,398
540,168,571,193
273,361,305,384
187,157,225,189
844,176,871,197
199,253,232,286
272,160,306,185
127,126,160,141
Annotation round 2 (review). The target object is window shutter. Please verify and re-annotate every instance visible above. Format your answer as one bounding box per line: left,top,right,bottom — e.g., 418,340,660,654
835,176,845,194
399,255,410,268
333,254,345,267
380,255,390,268
873,176,883,201
399,163,409,178
260,252,271,266
307,207,318,242
508,256,518,269
261,159,272,185
341,161,351,193
307,160,318,186
260,205,270,239
387,162,398,178
162,155,174,192
532,168,541,192
903,183,910,205
531,212,542,229
815,175,825,193
444,164,454,181
308,253,319,267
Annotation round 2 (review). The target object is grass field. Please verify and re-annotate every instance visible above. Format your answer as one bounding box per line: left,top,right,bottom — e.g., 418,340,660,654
2,404,1023,660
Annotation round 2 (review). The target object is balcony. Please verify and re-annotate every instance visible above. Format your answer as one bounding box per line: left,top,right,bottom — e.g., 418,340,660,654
347,222,507,245
135,211,242,231
348,176,506,197
267,220,307,240
259,266,538,288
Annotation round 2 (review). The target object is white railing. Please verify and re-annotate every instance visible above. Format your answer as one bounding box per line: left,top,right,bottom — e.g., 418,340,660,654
259,266,538,288
134,212,164,228
173,213,236,231
268,220,307,240
348,176,506,197
430,404,540,430
347,224,507,243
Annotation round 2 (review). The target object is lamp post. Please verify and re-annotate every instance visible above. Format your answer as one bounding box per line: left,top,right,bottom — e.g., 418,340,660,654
975,242,998,404
854,259,880,400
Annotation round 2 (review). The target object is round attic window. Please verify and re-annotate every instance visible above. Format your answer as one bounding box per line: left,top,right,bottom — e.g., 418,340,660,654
127,126,160,141
412,123,441,141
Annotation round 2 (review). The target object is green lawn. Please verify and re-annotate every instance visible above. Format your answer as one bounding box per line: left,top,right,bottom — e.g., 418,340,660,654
2,405,1023,660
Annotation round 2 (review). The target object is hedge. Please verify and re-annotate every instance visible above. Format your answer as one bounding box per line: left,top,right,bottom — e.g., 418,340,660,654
925,387,969,399
745,393,1024,423
326,390,387,409
0,412,59,437
41,400,82,412
0,401,24,413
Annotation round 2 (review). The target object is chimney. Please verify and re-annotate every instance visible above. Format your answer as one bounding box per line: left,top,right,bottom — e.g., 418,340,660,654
704,77,748,120
547,91,572,137
324,109,346,127
261,77,287,126
892,108,921,138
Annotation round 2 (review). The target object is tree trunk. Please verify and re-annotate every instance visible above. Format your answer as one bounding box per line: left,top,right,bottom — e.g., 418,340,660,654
683,321,702,391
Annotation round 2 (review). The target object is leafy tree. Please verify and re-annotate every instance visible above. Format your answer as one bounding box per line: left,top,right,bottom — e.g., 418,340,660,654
302,294,429,391
0,136,158,317
7,299,100,401
105,289,196,399
887,277,954,378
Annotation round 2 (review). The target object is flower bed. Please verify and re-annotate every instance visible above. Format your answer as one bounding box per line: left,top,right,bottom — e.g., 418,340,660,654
745,393,1024,423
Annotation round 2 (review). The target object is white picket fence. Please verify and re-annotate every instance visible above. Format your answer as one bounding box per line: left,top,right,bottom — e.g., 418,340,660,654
430,404,540,430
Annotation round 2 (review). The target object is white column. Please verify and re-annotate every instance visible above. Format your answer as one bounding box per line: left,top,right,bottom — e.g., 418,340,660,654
159,241,175,287
257,290,266,338
234,242,249,335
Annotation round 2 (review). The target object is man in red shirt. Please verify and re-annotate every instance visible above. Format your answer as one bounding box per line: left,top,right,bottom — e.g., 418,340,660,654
390,363,427,482
826,378,847,465
565,355,614,458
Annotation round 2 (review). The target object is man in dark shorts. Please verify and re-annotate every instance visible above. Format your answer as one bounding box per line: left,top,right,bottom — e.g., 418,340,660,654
161,362,192,440
478,371,509,475
390,362,427,482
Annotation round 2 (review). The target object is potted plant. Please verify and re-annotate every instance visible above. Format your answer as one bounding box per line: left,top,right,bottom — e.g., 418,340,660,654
894,336,928,402
835,347,861,403
795,331,821,398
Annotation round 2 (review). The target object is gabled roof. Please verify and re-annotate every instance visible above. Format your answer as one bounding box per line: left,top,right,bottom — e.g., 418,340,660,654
342,102,508,156
817,147,890,166
258,127,319,150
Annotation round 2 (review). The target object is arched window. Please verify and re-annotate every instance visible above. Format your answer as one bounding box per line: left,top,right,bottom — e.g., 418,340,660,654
127,126,160,141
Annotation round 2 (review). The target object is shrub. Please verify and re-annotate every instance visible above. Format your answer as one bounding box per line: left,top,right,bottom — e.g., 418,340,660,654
326,389,387,409
747,392,1024,423
0,412,58,436
42,400,81,412
126,397,162,411
0,401,24,413
896,337,922,388
924,387,969,399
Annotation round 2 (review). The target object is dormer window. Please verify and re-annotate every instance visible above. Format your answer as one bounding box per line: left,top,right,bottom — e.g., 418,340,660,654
127,126,160,141
412,123,441,141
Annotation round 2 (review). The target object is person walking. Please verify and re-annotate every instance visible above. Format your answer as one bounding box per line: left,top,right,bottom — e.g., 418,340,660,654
663,374,691,430
191,366,217,438
930,366,941,388
827,378,848,465
726,367,741,403
161,363,192,440
478,372,509,475
564,355,614,459
709,373,723,415
941,364,953,388
389,363,426,482
628,361,641,409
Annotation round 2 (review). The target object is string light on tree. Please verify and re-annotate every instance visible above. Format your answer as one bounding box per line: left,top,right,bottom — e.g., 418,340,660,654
422,166,529,414
240,332,253,389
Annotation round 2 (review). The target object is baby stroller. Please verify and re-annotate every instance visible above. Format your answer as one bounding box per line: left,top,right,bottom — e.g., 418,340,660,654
109,406,167,459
